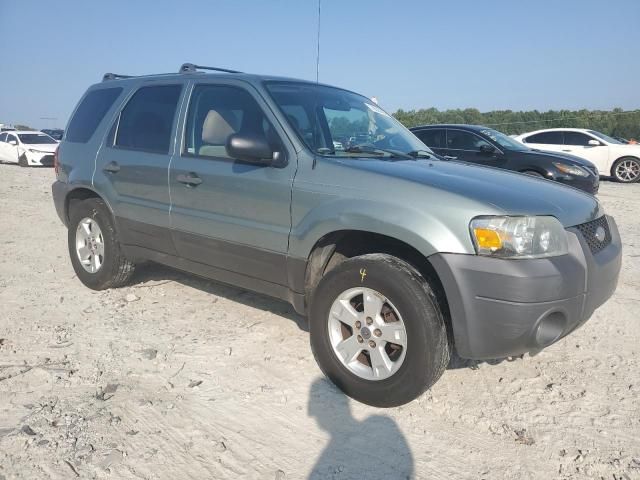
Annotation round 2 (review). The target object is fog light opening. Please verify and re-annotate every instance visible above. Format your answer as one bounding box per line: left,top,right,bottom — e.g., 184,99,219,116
535,311,566,348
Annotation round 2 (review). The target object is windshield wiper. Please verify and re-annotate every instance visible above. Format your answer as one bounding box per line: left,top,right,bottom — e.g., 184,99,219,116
406,150,432,159
342,145,414,159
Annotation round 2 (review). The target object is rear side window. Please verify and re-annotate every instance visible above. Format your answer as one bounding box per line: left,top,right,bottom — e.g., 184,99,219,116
115,85,182,154
524,131,563,144
414,129,445,148
66,87,122,143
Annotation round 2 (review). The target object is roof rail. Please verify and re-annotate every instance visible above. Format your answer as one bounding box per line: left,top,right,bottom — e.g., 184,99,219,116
179,63,242,74
102,72,134,82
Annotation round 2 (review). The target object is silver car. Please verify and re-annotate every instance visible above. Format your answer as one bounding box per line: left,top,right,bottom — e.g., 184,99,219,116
52,64,621,406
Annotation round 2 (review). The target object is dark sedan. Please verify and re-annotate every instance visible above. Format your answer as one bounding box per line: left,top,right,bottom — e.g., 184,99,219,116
410,124,599,194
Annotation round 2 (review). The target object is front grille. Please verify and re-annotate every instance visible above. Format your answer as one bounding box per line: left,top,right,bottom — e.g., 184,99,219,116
576,216,611,255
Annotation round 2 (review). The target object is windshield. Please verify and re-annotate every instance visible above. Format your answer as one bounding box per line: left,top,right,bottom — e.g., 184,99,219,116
18,133,57,145
588,130,623,145
479,128,529,151
265,82,431,157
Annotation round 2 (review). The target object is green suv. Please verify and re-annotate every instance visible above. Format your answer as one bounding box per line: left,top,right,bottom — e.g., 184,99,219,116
52,64,621,407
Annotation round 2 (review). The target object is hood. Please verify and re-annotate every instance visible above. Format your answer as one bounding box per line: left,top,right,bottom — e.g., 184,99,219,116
24,144,58,153
333,157,602,228
524,148,597,169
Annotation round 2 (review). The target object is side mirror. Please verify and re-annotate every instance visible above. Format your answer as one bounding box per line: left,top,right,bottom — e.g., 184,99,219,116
479,144,496,154
8,140,17,146
587,139,601,146
226,133,277,165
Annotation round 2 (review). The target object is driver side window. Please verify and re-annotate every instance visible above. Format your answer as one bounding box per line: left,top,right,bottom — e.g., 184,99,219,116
184,85,280,160
0,133,7,143
447,130,491,151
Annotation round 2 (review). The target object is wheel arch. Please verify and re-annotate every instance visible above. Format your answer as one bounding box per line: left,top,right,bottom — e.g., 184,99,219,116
64,186,115,225
519,168,547,177
611,155,640,177
303,229,452,337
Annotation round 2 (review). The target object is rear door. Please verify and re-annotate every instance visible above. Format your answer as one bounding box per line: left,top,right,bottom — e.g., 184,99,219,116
412,128,448,157
169,81,296,286
94,82,185,255
522,131,564,154
562,131,609,173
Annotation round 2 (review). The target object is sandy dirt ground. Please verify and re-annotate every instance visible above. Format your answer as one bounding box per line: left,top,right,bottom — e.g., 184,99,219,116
0,163,638,480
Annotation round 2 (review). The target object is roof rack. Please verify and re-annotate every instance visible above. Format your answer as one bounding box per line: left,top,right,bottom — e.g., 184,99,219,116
179,63,242,74
102,73,134,82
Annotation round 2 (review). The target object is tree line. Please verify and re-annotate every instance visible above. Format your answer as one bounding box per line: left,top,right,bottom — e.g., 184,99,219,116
393,108,640,140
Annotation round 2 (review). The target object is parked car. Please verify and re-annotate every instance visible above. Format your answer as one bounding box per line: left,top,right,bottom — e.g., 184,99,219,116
0,130,58,166
42,129,64,141
514,128,640,183
410,125,599,194
52,64,621,407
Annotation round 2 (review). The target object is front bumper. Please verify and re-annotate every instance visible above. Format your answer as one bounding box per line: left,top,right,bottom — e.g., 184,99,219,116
26,151,55,166
554,172,599,195
430,215,621,359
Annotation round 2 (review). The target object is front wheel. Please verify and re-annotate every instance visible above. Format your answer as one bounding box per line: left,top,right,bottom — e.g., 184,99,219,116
68,198,135,290
309,254,451,407
18,154,29,167
612,157,640,183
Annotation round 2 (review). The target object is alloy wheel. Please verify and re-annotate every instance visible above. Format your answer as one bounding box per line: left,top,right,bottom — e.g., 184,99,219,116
615,159,640,182
75,217,105,273
327,287,407,381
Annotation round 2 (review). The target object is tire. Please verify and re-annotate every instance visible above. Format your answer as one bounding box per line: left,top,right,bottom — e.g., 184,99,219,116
18,154,29,167
611,157,640,183
68,198,135,290
309,253,451,407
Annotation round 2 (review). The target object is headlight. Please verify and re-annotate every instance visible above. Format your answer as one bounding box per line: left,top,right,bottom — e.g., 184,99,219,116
470,216,568,259
28,149,47,154
553,162,589,177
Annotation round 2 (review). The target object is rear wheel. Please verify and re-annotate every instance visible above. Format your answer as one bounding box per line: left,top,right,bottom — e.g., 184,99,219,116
68,198,135,290
612,157,640,183
309,254,450,407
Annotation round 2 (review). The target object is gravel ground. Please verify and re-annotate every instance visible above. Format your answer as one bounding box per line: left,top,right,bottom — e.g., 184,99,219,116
0,164,638,480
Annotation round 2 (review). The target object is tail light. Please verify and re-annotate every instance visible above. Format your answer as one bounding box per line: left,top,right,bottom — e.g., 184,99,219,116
54,145,60,175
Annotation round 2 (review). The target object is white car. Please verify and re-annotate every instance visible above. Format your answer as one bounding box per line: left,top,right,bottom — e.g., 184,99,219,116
0,131,58,167
514,128,640,183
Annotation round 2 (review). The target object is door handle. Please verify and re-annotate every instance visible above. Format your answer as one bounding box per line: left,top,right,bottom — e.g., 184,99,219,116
103,161,120,173
562,149,572,152
177,173,203,187
443,155,457,160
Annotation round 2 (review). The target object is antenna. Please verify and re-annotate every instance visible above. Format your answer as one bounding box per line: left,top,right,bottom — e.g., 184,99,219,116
316,0,321,83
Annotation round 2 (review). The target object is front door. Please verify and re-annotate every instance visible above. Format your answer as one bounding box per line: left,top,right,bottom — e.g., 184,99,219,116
0,133,19,163
94,83,184,254
445,129,507,168
562,131,610,174
169,82,296,286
